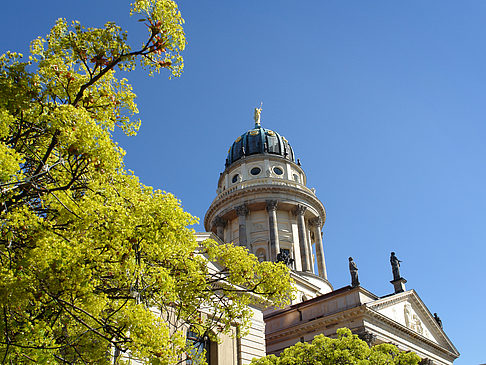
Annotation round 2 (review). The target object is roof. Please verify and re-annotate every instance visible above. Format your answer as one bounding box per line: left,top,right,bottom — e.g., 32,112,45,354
225,122,295,168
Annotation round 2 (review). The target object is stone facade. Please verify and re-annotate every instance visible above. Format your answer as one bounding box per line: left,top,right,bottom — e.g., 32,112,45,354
204,153,333,300
264,287,459,364
197,119,459,364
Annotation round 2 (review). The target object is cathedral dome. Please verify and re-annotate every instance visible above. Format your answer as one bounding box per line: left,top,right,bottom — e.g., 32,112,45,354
225,123,295,168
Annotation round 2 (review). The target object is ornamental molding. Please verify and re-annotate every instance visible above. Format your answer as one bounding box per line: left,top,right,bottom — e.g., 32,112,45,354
365,290,459,358
265,302,458,360
265,306,367,343
212,216,226,228
221,154,305,179
266,200,278,212
293,204,307,216
364,307,459,359
235,204,249,217
308,216,323,227
367,291,412,311
204,184,326,230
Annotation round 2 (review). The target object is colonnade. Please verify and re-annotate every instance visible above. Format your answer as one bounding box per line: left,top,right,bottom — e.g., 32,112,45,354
212,203,327,279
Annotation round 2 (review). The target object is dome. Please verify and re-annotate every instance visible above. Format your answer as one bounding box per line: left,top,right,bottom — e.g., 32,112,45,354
225,122,295,168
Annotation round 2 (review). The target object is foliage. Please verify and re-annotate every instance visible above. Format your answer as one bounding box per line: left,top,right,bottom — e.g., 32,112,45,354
0,1,293,363
251,328,421,365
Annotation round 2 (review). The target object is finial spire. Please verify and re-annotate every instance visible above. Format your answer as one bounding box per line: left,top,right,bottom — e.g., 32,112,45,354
254,102,263,128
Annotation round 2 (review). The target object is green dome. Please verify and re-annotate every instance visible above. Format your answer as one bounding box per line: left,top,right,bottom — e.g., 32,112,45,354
225,124,295,168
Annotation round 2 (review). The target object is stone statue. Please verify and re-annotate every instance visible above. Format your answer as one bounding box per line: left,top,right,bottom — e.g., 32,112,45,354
404,303,412,328
390,252,402,281
412,314,423,334
254,103,263,126
348,257,359,287
434,313,443,329
357,331,375,346
277,250,294,267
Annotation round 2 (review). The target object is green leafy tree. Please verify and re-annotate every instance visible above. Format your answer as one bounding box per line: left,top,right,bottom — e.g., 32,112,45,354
0,1,293,363
251,328,421,365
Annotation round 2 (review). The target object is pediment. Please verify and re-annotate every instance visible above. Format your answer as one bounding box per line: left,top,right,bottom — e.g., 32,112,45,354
366,290,459,356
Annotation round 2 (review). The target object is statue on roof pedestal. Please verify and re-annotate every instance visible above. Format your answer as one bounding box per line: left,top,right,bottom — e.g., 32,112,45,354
390,251,402,281
349,257,360,287
434,313,443,329
390,251,407,293
254,102,263,127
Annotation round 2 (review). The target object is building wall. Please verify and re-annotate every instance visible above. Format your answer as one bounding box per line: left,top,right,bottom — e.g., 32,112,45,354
264,287,458,364
239,306,267,364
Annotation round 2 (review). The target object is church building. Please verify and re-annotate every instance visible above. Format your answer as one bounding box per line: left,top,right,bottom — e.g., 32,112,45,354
197,108,459,365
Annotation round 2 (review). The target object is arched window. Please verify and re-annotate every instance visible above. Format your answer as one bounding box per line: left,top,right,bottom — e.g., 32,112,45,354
186,328,218,364
255,248,267,262
186,329,209,364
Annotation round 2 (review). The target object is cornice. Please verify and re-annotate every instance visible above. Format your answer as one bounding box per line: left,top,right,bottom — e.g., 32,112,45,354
204,183,326,230
368,290,412,311
219,154,307,187
266,302,458,360
364,307,459,358
367,290,459,357
266,305,367,343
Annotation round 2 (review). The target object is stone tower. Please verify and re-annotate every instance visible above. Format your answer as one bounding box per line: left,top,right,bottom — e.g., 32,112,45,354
204,113,333,302
203,111,459,364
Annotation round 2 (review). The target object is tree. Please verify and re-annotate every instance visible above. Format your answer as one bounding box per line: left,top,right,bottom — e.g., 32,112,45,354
0,1,293,363
251,328,421,365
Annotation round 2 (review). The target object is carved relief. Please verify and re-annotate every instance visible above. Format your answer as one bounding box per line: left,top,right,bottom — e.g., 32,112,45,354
308,217,322,227
412,314,424,335
404,303,423,335
404,303,412,328
266,200,278,212
293,204,307,216
212,216,226,228
235,204,249,217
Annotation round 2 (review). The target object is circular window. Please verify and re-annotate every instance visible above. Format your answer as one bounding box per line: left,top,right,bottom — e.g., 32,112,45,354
232,174,239,183
250,167,261,176
273,167,283,175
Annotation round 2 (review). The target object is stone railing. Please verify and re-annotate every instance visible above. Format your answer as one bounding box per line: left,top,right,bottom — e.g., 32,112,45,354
213,178,316,202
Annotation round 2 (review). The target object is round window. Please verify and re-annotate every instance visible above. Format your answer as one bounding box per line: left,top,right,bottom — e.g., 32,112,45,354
250,167,261,176
273,167,283,175
232,174,239,183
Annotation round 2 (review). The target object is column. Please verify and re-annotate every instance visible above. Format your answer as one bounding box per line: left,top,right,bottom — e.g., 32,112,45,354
266,200,280,262
309,217,327,279
235,204,249,251
306,227,315,274
293,205,311,272
213,216,226,242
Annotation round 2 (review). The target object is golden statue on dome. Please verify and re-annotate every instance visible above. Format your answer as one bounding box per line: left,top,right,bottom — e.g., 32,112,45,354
254,102,263,127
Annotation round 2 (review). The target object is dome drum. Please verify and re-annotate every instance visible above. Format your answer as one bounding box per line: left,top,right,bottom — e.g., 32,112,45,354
205,115,332,299
216,154,307,195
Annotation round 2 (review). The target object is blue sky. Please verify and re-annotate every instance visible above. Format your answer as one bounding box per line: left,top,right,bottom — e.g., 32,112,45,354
2,1,485,363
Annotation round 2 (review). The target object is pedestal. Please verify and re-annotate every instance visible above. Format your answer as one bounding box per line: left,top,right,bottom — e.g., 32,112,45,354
390,277,407,293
